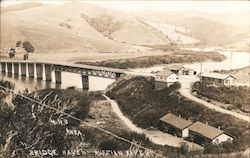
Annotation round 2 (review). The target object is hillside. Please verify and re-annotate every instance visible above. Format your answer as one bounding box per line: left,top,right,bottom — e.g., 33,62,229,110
0,1,174,54
0,2,131,53
0,2,44,14
1,2,248,54
106,76,250,154
216,66,250,86
136,10,249,47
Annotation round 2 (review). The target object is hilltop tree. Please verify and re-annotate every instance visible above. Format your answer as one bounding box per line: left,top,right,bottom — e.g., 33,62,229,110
22,41,35,53
16,41,22,47
9,48,15,58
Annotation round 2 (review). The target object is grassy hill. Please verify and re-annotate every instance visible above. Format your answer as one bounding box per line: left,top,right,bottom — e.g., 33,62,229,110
0,1,173,54
0,2,132,53
136,10,249,47
106,76,250,154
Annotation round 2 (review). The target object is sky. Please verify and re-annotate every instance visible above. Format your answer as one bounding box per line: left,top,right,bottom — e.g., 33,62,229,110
1,0,249,13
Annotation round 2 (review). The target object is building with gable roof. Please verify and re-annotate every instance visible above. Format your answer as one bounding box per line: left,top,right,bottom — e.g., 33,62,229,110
159,113,193,137
154,70,179,89
199,72,236,87
188,121,233,145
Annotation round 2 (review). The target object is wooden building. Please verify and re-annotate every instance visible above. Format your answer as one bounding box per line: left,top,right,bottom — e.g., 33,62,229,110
164,64,184,75
188,121,233,145
199,72,236,87
154,70,179,89
159,113,193,138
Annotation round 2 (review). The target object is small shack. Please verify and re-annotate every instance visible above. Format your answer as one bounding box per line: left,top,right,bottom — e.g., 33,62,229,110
154,70,179,89
188,121,233,145
159,113,193,138
199,72,236,87
183,68,196,75
163,64,184,75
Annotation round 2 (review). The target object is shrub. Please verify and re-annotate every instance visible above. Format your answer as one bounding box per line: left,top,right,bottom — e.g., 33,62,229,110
22,41,35,53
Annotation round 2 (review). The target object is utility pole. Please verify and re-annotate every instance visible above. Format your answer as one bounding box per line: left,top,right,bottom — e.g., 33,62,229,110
230,51,233,70
200,46,203,84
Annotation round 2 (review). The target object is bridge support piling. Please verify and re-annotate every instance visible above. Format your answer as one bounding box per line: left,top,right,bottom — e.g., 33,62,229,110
81,75,89,90
55,71,61,83
0,63,4,73
11,63,14,75
42,64,46,81
5,62,8,74
18,63,22,76
51,69,56,83
34,63,37,79
26,63,29,77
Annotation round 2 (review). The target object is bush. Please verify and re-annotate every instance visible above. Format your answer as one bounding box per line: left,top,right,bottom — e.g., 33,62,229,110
22,41,35,53
191,82,250,112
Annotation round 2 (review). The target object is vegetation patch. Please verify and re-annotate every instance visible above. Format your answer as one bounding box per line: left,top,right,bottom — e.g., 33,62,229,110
77,50,225,69
106,76,250,154
192,82,250,112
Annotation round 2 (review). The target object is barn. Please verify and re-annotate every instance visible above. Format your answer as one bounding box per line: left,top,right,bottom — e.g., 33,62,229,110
188,121,233,145
199,72,236,87
159,113,193,138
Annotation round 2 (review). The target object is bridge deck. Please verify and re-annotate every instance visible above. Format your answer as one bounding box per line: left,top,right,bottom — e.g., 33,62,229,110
0,60,128,74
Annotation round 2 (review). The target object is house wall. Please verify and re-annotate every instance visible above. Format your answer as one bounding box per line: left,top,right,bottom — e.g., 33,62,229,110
182,128,189,138
159,121,183,137
201,77,224,86
155,81,173,90
166,74,179,83
224,77,235,87
188,130,211,145
212,133,233,144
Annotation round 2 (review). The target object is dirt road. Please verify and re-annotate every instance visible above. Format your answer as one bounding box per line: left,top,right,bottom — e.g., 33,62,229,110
178,75,250,122
103,95,202,150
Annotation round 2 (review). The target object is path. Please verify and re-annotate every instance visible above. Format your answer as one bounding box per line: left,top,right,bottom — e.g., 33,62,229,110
178,75,250,122
103,95,202,150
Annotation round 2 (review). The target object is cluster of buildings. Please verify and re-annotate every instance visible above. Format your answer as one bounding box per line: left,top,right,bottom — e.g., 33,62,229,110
154,64,196,89
154,64,236,90
159,113,233,145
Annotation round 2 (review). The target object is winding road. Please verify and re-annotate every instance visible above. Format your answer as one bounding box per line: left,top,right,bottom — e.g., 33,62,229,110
178,75,250,122
103,95,202,150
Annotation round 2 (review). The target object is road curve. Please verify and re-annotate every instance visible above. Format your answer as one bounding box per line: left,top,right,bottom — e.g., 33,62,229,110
103,95,202,150
179,76,250,122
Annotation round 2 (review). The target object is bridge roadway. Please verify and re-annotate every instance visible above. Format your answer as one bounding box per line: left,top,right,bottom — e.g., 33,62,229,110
0,60,129,89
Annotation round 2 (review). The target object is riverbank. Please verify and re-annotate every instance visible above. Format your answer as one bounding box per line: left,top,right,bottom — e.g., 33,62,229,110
77,50,225,69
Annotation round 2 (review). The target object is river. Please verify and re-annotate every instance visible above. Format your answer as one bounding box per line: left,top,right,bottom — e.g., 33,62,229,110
0,72,115,92
131,49,250,76
1,49,249,91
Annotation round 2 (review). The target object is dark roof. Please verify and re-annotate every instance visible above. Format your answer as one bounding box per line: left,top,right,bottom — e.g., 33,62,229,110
164,64,184,71
188,121,224,140
155,70,175,77
160,113,193,130
200,72,236,80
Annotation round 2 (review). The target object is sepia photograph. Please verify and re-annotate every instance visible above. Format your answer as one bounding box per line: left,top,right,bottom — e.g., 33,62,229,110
0,0,249,157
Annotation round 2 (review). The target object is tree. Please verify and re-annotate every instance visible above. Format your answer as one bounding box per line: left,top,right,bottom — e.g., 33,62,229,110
16,41,22,47
9,48,15,58
22,41,35,53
